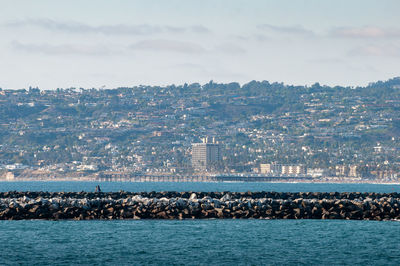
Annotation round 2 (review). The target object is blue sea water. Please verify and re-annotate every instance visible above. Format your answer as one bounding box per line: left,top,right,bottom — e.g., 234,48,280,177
1,181,400,193
1,219,400,265
1,182,400,265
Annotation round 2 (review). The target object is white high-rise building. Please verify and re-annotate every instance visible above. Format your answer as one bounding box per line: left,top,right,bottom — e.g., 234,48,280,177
192,137,221,171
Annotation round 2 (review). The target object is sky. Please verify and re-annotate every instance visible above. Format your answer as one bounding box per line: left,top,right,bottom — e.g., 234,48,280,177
0,0,399,90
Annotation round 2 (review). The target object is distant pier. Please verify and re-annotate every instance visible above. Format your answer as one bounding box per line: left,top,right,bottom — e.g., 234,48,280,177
96,173,312,182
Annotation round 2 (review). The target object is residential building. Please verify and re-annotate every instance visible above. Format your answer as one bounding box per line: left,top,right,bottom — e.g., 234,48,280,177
260,163,306,175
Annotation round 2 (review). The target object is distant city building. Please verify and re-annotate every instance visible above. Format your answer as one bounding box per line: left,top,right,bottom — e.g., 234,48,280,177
348,165,358,177
192,137,221,172
5,163,28,170
335,165,358,178
307,168,329,178
5,172,15,180
281,165,306,175
260,163,306,175
260,163,283,174
335,165,347,177
372,170,397,181
77,164,98,172
260,164,272,174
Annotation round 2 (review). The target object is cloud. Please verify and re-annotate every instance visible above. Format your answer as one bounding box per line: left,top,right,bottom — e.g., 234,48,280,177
348,44,400,57
129,40,244,55
191,25,211,34
6,18,161,35
308,58,346,64
214,43,246,55
331,26,400,39
11,41,117,55
4,18,211,36
257,24,315,37
11,38,219,56
254,34,271,42
164,26,186,33
129,39,206,54
173,63,205,70
228,34,271,42
256,24,400,40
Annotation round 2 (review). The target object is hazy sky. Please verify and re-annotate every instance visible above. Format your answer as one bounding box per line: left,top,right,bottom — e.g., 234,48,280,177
1,0,399,89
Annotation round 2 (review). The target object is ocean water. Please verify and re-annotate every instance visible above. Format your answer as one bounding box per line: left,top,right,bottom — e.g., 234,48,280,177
1,219,400,265
1,181,400,193
1,182,400,265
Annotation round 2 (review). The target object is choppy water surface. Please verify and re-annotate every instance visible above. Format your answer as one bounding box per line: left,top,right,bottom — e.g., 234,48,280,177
1,219,400,265
1,181,400,193
1,182,400,265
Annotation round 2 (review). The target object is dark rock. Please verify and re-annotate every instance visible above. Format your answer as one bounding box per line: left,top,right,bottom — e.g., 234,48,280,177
1,191,399,220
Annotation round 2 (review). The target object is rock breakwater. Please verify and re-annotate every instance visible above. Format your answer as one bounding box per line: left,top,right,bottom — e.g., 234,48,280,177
1,191,400,220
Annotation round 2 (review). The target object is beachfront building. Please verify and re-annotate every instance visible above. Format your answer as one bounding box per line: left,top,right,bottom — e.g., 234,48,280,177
260,163,306,175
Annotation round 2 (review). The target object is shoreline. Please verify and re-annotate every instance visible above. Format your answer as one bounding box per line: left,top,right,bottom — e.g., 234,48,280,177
1,178,400,185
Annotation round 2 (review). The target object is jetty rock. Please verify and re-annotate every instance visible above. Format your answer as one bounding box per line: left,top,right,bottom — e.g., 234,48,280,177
0,191,400,220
